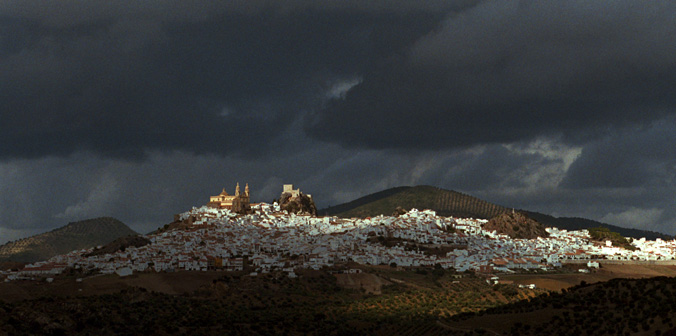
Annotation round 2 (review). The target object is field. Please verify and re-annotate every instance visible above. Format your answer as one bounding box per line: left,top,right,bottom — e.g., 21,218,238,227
0,271,225,303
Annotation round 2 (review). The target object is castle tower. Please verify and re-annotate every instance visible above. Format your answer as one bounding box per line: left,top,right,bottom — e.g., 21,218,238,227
245,183,250,197
235,183,241,196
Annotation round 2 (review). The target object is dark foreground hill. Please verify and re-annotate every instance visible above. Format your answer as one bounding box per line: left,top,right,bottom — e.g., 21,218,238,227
320,185,672,240
447,276,676,335
0,217,137,263
0,268,542,335
2,267,676,335
484,212,549,239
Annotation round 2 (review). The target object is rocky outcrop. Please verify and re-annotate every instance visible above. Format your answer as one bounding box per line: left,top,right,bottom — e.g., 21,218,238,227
392,206,408,217
483,212,549,239
279,192,317,216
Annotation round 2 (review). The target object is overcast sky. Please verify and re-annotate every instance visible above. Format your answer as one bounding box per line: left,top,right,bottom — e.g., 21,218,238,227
2,1,676,244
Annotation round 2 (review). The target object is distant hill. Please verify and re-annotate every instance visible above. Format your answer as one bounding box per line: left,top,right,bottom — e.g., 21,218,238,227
321,185,509,219
320,186,673,240
523,212,672,241
0,217,137,263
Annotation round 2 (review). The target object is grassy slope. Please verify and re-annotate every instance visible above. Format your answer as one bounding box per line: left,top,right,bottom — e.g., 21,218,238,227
0,217,137,263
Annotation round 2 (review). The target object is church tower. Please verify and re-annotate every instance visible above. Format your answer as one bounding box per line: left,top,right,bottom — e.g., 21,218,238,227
235,182,241,196
245,183,250,197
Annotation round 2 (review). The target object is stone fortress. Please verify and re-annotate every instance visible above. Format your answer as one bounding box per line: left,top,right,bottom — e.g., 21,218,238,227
282,184,311,199
279,184,316,215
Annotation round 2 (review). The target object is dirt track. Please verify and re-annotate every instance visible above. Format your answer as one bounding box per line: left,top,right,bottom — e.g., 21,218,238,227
502,264,676,291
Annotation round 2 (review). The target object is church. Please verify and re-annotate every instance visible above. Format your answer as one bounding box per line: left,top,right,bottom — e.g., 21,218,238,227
208,183,250,210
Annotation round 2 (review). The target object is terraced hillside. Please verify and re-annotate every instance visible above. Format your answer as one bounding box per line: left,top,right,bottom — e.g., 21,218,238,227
322,185,509,219
0,217,137,263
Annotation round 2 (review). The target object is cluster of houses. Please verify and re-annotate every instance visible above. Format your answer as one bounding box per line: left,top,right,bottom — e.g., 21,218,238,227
4,203,676,282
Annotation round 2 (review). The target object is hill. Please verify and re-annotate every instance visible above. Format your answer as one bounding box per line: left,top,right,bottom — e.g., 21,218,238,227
321,185,509,219
320,185,673,240
0,217,137,263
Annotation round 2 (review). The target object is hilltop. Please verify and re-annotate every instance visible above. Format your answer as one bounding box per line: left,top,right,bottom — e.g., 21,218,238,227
320,185,672,240
0,217,137,263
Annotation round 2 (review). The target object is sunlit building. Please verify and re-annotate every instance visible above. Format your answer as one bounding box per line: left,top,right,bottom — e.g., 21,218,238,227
208,183,250,210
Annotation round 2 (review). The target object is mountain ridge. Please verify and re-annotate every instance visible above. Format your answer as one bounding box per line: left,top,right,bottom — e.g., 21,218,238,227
320,185,672,240
0,217,137,263
322,185,508,219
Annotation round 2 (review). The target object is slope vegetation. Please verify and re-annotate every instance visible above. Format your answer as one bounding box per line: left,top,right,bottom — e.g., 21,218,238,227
0,217,137,263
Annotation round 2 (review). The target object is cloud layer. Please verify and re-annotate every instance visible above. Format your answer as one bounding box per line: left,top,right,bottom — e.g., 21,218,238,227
2,1,676,243
309,1,676,149
1,1,458,159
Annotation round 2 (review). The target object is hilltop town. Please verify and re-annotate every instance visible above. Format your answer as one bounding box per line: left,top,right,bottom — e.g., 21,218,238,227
3,184,676,283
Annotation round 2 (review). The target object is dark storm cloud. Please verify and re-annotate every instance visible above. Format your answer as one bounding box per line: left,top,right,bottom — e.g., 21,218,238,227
308,1,676,150
0,1,476,159
3,0,676,244
466,117,676,232
562,116,676,189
